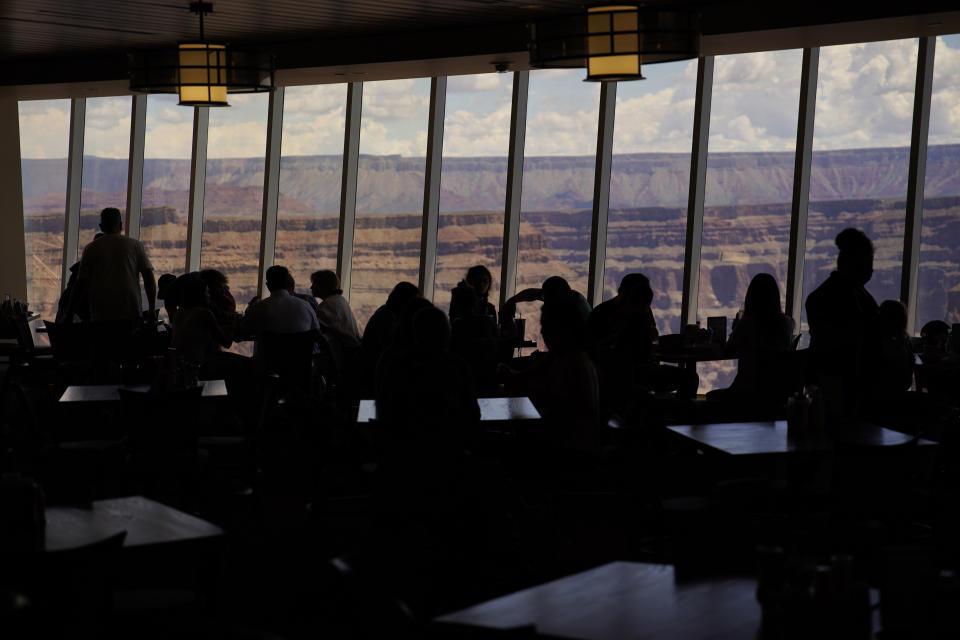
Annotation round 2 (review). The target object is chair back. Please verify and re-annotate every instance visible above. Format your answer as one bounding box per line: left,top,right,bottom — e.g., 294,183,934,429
118,386,203,453
44,321,95,362
257,330,318,390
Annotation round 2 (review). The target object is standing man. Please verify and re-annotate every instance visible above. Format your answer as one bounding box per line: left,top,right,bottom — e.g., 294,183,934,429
73,207,156,324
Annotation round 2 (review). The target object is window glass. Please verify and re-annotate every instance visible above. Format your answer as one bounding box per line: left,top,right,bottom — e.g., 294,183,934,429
350,78,430,331
697,50,802,391
517,70,600,349
19,99,70,320
801,40,917,342
141,94,192,281
77,97,132,258
918,34,960,331
434,73,511,317
202,93,268,311
275,84,347,294
606,59,697,338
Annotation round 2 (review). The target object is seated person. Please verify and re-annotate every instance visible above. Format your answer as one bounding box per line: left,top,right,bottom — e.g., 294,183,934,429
588,273,698,402
198,269,239,325
360,281,421,392
240,265,319,340
171,274,232,368
462,265,497,325
156,273,179,325
310,269,362,347
376,304,480,444
872,300,914,399
499,275,591,335
449,281,498,390
725,273,794,395
587,273,659,349
498,291,600,449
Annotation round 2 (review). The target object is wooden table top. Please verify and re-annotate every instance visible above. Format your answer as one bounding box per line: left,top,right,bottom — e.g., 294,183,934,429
667,420,932,456
43,495,224,552
356,396,541,423
435,561,758,639
59,379,228,403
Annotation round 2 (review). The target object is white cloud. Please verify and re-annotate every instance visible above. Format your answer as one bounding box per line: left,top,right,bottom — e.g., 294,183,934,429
144,121,195,159
442,102,511,156
359,118,426,156
280,106,346,155
18,100,70,158
207,121,267,158
283,84,346,116
448,74,502,93
813,39,918,149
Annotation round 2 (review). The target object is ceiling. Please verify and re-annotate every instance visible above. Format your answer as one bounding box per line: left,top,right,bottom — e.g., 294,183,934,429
2,0,959,98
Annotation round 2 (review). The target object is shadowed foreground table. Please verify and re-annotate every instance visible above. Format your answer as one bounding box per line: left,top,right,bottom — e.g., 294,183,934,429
59,379,228,403
435,561,758,639
356,396,541,424
43,495,224,552
667,420,934,457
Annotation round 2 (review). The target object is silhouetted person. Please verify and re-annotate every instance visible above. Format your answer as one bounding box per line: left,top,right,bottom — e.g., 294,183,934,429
171,274,232,368
360,281,420,393
376,304,480,441
499,291,600,449
587,273,658,350
198,269,236,317
499,275,591,333
449,280,498,390
241,265,319,339
873,299,914,397
806,228,880,417
310,269,361,347
726,273,794,395
71,209,155,323
156,273,179,325
463,265,497,325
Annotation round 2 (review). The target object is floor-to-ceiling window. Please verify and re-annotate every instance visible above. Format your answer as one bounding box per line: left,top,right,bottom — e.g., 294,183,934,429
918,34,960,331
434,73,511,316
697,50,802,390
141,95,193,282
605,59,697,338
350,78,430,331
518,70,600,348
801,40,918,341
201,94,269,309
18,99,70,320
77,97,132,258
275,84,347,293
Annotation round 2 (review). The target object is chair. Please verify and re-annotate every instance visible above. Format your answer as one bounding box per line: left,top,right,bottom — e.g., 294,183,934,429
257,329,319,393
118,386,204,505
4,531,127,638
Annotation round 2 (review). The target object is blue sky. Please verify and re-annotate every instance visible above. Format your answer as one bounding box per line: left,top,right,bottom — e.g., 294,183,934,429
18,35,960,159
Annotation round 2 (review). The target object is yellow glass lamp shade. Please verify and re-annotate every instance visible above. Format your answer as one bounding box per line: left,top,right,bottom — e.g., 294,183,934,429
178,43,229,106
586,5,644,81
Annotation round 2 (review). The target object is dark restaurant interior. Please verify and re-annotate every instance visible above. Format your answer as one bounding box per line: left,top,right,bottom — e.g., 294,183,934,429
4,1,960,638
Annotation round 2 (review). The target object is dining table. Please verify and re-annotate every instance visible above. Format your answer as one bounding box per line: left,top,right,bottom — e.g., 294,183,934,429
356,396,541,425
10,495,225,553
666,420,934,457
59,379,228,404
434,561,759,639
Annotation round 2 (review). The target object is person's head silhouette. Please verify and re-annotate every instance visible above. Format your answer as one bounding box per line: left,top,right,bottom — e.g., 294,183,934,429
265,265,295,293
99,207,123,234
310,270,342,299
744,273,782,316
835,228,874,286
